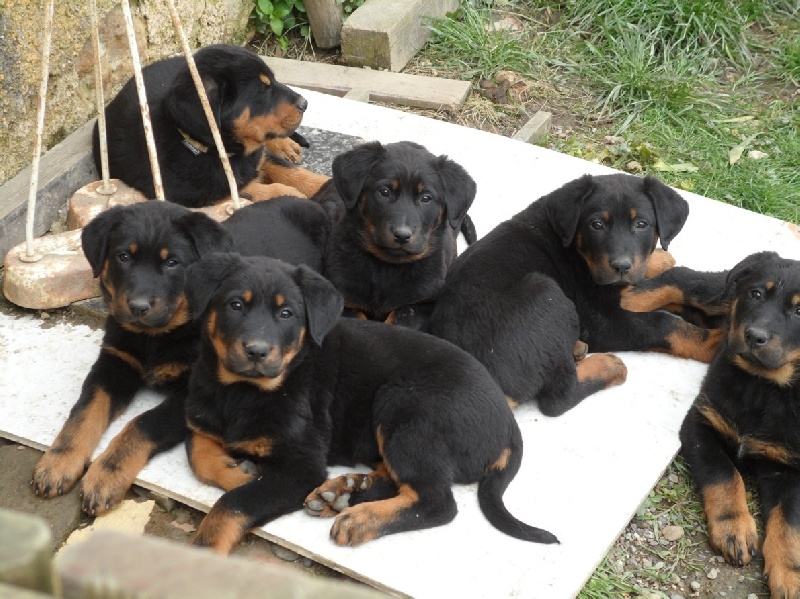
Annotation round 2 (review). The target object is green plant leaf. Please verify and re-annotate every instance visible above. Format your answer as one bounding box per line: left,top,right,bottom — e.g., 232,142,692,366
653,160,699,172
270,15,284,36
257,0,273,15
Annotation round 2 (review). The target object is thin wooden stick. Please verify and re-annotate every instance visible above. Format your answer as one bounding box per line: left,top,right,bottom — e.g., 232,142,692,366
165,0,240,210
121,0,165,200
22,0,55,262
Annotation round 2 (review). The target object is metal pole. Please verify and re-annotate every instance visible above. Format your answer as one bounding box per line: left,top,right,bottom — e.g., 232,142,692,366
22,0,55,262
121,0,165,200
90,0,116,195
165,0,241,210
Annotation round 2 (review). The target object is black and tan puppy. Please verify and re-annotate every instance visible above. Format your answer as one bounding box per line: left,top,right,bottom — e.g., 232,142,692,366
94,44,328,206
428,173,721,417
31,201,232,514
183,254,557,554
313,140,477,327
680,252,800,599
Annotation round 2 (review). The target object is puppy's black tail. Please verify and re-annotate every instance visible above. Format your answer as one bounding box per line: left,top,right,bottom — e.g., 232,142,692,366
460,214,478,245
477,429,559,544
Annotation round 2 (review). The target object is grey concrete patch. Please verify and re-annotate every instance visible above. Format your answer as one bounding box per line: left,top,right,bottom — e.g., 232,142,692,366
0,445,81,549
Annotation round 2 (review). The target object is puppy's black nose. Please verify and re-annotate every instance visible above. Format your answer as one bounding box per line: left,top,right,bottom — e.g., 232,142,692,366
611,258,632,276
244,340,270,362
128,298,151,316
296,97,308,113
392,226,413,244
744,326,769,348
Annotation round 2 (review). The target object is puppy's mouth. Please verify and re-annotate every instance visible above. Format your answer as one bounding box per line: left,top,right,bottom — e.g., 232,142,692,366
732,346,787,372
112,296,189,334
226,357,285,379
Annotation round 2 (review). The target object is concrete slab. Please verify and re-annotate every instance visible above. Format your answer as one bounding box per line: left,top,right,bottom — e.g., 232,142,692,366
1,89,798,599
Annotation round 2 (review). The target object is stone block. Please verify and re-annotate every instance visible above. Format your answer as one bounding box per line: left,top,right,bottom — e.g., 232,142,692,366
512,111,553,145
341,0,459,72
0,508,54,594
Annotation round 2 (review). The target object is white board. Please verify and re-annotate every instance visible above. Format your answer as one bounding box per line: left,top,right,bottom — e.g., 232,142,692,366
2,89,798,598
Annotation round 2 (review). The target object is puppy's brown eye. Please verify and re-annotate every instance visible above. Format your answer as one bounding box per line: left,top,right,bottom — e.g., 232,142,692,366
749,289,762,300
420,194,433,203
230,300,244,311
635,220,648,229
279,308,293,319
378,187,390,198
590,221,604,231
165,258,179,268
117,252,131,263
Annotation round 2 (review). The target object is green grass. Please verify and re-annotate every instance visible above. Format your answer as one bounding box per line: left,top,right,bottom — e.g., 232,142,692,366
419,0,799,222
423,3,540,81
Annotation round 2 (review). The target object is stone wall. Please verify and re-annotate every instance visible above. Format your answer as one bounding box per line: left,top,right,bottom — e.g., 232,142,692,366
0,0,253,185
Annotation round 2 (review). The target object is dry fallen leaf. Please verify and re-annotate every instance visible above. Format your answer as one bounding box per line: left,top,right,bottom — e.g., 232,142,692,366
171,521,196,533
729,133,760,165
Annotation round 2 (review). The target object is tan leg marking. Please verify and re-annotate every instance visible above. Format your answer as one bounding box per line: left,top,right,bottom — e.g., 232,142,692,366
762,505,800,598
188,430,257,491
80,421,157,515
702,474,758,566
330,483,420,546
576,353,628,388
32,388,112,498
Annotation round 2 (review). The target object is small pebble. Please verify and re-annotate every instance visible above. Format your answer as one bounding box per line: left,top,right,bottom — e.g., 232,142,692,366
271,544,300,562
670,595,685,599
707,568,719,580
748,594,758,599
690,581,701,591
642,558,653,569
662,525,685,542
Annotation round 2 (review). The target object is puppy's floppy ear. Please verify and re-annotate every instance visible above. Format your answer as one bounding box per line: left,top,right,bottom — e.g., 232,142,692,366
332,141,384,209
166,72,222,149
293,265,343,346
544,174,596,247
185,252,241,320
435,155,477,229
176,211,234,258
643,176,689,251
724,251,781,297
81,205,125,277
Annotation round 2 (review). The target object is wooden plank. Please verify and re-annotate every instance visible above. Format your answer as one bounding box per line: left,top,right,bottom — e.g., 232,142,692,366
0,121,96,259
262,56,470,111
305,0,344,48
341,0,458,72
